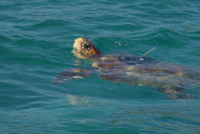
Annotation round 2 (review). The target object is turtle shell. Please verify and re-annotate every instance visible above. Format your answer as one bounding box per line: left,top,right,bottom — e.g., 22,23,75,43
54,38,200,99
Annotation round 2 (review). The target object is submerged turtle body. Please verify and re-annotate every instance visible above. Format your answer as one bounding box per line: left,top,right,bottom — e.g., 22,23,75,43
54,38,200,99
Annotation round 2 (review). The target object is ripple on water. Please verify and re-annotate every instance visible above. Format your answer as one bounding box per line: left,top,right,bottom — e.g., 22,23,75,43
0,0,200,133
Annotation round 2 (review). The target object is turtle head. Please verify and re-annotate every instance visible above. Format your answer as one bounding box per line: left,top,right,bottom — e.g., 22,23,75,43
73,38,101,58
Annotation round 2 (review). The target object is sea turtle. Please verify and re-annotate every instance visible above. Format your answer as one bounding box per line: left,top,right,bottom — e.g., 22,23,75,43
54,37,200,99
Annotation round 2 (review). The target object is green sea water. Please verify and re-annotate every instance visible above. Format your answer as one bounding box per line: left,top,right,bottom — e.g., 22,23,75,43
1,0,200,133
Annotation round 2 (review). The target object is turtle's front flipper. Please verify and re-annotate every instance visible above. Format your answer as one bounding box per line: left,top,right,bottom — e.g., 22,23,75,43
53,68,92,85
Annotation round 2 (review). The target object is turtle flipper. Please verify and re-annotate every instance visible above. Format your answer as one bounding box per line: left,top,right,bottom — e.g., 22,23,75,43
53,75,73,85
53,68,92,85
167,92,197,99
176,70,200,82
158,87,196,99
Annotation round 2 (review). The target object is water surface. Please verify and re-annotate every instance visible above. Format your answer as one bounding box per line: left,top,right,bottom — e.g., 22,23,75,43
0,0,200,133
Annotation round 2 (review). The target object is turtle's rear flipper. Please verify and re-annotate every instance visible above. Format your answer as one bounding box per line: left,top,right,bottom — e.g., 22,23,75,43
158,88,197,99
167,92,197,99
53,68,92,85
176,71,200,82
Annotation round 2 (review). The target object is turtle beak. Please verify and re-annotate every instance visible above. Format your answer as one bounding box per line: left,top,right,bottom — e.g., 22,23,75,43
73,38,84,52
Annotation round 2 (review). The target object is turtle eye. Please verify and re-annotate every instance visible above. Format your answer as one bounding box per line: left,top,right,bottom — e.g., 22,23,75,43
83,43,91,51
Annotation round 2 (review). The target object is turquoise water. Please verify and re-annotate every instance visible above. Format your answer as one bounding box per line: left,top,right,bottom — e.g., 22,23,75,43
1,0,200,133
